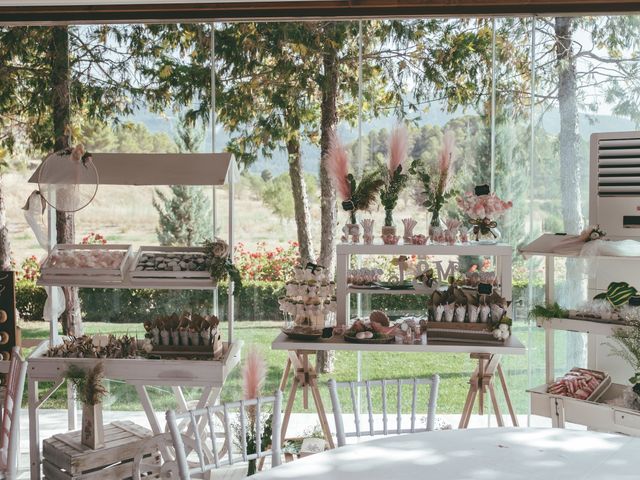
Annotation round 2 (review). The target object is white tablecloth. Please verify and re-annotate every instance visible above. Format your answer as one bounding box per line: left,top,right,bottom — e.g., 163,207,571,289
254,428,638,479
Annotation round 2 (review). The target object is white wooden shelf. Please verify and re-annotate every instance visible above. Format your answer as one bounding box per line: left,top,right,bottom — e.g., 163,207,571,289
337,242,513,256
336,242,513,327
37,276,217,290
28,339,242,387
271,332,525,355
529,382,640,436
535,316,630,336
37,254,217,290
520,233,640,260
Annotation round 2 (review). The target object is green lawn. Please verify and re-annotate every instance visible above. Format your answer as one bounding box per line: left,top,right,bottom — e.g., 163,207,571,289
20,320,547,416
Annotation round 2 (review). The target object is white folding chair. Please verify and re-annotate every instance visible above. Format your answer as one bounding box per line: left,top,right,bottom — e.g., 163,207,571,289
0,347,27,479
328,375,440,447
166,390,283,480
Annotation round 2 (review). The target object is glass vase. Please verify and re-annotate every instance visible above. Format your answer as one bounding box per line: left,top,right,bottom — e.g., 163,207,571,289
468,218,501,244
428,211,447,244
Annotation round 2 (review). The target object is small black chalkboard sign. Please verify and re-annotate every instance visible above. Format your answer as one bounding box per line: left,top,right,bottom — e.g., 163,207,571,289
474,184,491,196
478,283,493,295
0,271,16,358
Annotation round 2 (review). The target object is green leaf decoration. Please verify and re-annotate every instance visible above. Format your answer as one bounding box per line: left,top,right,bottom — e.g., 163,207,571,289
595,281,638,307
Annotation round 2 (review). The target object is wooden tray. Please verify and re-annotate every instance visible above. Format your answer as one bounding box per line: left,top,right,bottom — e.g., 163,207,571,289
41,244,132,281
426,322,502,344
343,333,395,344
425,322,492,332
129,246,213,282
282,329,323,341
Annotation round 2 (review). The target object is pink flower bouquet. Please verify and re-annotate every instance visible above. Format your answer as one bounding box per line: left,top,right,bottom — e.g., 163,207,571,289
457,192,513,220
457,192,513,244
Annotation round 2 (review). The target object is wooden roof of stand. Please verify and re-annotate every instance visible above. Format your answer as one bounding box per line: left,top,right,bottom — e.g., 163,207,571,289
28,152,237,186
2,0,640,25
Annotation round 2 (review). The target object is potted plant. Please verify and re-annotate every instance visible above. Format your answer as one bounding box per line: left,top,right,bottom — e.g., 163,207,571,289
326,131,384,243
410,130,457,241
379,124,410,244
65,362,108,449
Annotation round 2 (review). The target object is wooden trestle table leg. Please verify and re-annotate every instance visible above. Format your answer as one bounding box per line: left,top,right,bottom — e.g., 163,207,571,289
280,350,335,449
497,363,519,427
459,353,517,429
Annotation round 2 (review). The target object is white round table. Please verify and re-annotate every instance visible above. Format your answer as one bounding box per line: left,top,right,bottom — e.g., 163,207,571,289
254,428,639,479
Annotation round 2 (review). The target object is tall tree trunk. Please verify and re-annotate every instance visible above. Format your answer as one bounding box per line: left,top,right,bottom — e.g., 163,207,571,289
555,17,585,367
287,137,315,264
51,26,82,336
317,27,340,374
318,33,339,273
0,174,11,270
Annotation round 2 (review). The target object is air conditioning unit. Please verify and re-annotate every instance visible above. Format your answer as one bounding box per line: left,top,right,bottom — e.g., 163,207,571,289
590,131,640,239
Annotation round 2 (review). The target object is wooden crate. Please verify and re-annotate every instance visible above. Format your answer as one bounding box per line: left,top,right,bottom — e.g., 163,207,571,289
129,245,212,282
426,321,503,344
42,420,159,480
40,244,132,283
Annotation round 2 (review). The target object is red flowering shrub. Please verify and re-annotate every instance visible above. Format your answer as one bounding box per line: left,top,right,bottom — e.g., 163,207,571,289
17,255,40,282
234,241,300,283
81,232,108,245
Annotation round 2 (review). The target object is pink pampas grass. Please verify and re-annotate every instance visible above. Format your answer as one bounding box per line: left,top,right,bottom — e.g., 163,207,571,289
325,130,351,201
388,124,408,175
436,130,456,194
242,346,267,401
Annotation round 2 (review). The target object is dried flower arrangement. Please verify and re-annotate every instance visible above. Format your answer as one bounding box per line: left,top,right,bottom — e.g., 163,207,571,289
203,237,242,291
64,362,108,406
410,130,458,228
380,124,410,228
326,130,384,226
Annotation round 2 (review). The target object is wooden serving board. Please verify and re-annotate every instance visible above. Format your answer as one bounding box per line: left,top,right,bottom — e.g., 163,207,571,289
343,333,395,344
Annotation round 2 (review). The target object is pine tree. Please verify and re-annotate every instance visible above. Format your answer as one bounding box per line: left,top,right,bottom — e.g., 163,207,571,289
153,117,212,246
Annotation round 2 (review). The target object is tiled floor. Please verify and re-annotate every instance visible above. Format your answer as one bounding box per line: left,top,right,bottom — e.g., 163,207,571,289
18,410,554,479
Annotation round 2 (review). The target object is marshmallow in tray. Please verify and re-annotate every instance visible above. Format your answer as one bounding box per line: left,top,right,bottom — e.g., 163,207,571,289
546,368,606,400
48,249,126,269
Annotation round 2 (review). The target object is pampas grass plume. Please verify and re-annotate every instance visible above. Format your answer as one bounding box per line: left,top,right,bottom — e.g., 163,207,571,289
325,130,351,201
388,123,408,174
242,346,267,401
